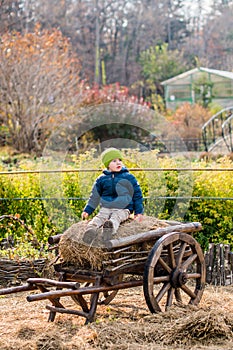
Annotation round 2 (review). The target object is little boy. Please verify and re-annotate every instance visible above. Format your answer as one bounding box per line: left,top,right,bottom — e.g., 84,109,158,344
82,147,144,243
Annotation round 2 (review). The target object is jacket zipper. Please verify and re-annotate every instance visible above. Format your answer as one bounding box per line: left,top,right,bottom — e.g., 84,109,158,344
112,173,115,195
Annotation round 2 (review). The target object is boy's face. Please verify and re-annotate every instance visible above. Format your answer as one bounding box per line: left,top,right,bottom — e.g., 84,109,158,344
108,158,123,172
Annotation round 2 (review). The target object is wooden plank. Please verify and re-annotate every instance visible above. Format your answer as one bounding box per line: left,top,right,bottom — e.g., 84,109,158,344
219,244,225,286
214,244,220,286
224,245,231,285
205,243,214,284
228,252,233,285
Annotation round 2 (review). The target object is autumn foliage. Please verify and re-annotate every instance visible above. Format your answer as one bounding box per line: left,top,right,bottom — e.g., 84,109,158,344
167,103,212,140
83,82,148,106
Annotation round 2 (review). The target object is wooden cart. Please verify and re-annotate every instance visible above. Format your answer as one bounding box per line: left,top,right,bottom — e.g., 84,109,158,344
0,222,206,324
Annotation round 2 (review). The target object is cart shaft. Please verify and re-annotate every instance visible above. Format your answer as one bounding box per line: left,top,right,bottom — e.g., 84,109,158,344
27,279,143,302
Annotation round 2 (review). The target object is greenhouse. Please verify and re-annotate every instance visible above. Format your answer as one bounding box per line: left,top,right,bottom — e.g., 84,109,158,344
161,67,233,109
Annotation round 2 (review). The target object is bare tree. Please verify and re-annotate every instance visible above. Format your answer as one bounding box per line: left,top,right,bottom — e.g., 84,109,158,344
18,0,190,86
183,1,233,70
0,26,85,153
203,2,233,70
0,0,24,33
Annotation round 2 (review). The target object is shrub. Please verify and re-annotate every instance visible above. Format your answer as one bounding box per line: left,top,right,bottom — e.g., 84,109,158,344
184,156,233,249
0,150,232,254
168,103,211,140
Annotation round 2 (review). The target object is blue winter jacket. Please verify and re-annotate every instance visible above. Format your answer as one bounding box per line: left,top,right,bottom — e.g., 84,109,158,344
84,167,144,215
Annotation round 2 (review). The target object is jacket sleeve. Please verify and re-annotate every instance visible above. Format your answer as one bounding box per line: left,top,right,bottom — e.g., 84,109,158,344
83,179,101,215
130,175,144,215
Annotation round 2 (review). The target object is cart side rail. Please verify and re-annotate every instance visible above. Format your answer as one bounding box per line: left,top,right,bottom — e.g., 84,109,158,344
106,222,202,249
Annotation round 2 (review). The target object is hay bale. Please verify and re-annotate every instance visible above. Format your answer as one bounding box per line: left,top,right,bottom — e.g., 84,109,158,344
59,220,107,270
59,216,171,270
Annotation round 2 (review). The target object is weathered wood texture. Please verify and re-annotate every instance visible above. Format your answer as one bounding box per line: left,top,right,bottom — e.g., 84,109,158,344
0,258,46,286
205,243,233,286
105,222,202,249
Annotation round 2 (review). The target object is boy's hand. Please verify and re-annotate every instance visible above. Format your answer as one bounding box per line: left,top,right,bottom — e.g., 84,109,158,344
81,212,89,220
134,214,143,222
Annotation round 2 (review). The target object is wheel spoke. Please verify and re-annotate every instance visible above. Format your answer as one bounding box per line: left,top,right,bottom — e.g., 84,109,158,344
168,243,176,269
176,242,187,267
181,284,197,299
153,276,170,283
181,253,197,270
166,287,174,309
156,282,171,303
186,273,201,279
103,291,108,298
175,288,182,302
158,257,172,273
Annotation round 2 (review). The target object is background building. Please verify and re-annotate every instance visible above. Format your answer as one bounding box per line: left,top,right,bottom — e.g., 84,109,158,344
162,67,233,110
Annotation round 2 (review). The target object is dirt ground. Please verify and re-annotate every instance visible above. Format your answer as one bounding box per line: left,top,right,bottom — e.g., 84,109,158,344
0,284,233,350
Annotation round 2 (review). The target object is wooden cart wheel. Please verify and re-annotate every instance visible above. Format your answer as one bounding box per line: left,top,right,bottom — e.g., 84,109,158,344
98,274,124,305
71,282,90,312
143,232,206,313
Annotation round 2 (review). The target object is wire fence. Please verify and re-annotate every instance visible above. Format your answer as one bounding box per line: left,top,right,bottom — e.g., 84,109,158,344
0,167,233,175
0,196,233,202
0,167,233,203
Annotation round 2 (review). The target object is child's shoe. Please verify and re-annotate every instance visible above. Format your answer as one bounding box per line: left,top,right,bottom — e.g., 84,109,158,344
83,227,98,244
103,220,114,241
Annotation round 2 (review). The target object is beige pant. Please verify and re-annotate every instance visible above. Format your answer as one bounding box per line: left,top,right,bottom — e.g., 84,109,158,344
87,207,130,234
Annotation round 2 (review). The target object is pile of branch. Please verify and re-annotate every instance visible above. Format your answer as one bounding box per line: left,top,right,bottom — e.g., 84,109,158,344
0,258,46,286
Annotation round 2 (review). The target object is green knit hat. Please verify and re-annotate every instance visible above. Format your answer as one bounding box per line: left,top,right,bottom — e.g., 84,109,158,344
101,148,123,168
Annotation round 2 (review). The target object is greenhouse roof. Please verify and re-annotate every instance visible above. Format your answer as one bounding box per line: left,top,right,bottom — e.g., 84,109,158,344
161,67,233,85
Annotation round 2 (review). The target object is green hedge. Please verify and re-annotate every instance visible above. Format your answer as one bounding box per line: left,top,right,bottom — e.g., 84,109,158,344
0,150,232,254
184,158,233,249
